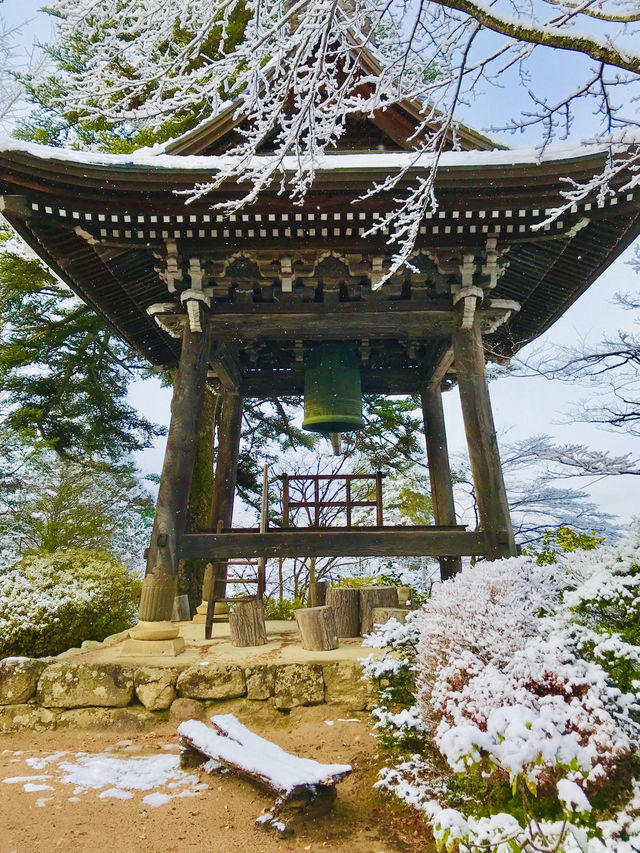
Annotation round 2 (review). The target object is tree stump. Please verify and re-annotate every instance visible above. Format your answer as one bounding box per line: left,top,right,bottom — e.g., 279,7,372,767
309,580,328,608
359,587,398,636
326,588,360,638
295,606,339,651
229,599,268,647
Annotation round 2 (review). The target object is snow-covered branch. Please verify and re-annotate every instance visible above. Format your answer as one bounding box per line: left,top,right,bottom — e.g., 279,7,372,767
34,0,640,272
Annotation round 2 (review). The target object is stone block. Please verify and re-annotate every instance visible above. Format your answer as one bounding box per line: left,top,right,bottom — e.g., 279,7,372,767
0,657,47,705
371,607,409,627
169,697,205,723
245,666,275,700
323,662,371,711
273,664,324,710
0,704,57,733
176,664,246,700
120,637,185,657
134,667,178,711
37,663,134,708
57,707,157,731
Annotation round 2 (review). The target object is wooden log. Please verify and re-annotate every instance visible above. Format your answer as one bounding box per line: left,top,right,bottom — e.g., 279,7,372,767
452,320,517,560
295,606,339,651
229,599,268,647
309,580,328,607
359,587,398,636
421,385,462,580
325,588,360,638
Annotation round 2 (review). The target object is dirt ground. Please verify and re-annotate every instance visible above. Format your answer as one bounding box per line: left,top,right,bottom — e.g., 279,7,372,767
0,705,434,853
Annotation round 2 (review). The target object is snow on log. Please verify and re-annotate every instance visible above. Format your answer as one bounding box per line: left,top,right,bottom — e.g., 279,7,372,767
177,714,352,798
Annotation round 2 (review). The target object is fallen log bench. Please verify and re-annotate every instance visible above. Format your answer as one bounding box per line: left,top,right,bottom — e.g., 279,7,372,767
178,713,352,830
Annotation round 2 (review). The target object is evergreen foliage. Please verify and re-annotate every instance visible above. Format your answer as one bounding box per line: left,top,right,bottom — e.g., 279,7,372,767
0,451,154,570
0,227,162,460
0,549,141,657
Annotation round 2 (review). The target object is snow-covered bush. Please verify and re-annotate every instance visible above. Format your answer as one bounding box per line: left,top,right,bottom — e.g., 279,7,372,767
0,549,141,658
365,530,640,852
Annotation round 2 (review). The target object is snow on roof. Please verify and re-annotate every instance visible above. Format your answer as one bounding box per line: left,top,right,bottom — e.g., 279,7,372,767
0,135,620,175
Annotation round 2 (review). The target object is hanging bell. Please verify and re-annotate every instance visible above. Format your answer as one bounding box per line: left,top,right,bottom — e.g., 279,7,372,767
302,343,365,434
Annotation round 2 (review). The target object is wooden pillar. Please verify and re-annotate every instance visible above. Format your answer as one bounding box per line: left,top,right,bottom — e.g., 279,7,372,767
211,391,244,530
210,391,245,595
451,320,517,560
196,391,244,621
127,316,211,653
421,385,462,579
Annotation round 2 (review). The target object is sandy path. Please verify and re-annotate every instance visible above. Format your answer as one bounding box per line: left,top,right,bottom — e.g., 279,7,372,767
0,705,432,853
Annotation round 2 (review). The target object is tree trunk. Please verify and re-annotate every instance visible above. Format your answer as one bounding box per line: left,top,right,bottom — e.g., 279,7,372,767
295,606,339,651
178,387,220,614
229,599,267,647
326,588,360,637
359,587,398,636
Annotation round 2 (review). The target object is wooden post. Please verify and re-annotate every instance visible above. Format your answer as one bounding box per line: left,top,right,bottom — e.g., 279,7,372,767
127,317,211,654
211,391,244,530
452,319,517,560
359,587,398,635
310,580,328,607
375,471,384,527
210,391,244,603
326,587,360,637
282,474,290,527
295,606,339,651
421,385,462,579
138,320,211,622
229,599,267,647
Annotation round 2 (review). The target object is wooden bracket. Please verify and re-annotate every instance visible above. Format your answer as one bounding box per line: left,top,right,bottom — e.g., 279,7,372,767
208,343,243,392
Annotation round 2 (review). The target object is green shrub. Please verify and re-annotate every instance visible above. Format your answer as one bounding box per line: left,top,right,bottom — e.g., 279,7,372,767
262,596,305,620
0,549,141,658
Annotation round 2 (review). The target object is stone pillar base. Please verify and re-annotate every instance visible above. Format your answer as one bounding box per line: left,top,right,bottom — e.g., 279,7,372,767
192,600,230,624
120,620,185,655
120,636,185,657
130,620,180,640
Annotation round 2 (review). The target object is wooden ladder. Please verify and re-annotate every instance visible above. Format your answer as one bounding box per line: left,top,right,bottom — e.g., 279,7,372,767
204,464,269,640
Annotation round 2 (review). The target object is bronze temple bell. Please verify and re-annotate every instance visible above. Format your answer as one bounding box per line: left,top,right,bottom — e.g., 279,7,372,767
302,343,365,434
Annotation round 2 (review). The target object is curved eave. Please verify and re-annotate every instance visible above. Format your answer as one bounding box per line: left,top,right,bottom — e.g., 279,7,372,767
0,140,617,203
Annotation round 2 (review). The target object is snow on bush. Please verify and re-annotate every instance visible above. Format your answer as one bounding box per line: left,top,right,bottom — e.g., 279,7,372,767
0,549,141,658
365,529,640,852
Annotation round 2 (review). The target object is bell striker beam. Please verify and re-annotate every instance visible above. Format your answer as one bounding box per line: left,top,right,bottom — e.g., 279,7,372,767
127,312,211,654
452,317,517,560
421,385,462,579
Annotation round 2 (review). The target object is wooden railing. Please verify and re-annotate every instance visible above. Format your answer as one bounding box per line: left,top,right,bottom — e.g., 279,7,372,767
279,472,386,528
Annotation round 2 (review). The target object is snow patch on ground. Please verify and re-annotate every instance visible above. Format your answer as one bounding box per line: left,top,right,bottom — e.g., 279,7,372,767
1,750,207,808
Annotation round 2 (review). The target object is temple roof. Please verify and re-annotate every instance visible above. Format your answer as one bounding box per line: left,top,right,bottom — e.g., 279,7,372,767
0,137,639,388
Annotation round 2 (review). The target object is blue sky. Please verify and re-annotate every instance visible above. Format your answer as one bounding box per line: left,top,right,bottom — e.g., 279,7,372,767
3,0,639,530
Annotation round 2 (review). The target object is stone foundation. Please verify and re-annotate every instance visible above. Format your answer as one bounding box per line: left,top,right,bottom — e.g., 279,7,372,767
0,656,372,733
